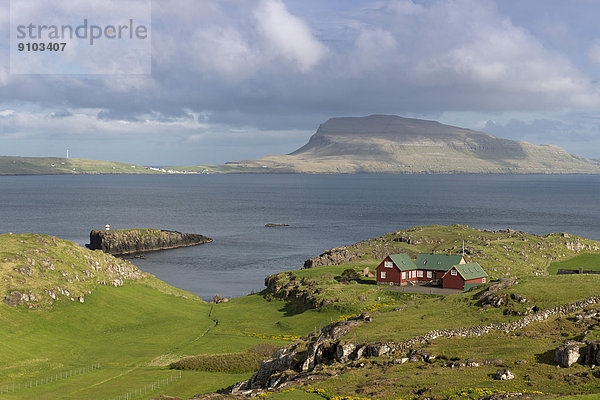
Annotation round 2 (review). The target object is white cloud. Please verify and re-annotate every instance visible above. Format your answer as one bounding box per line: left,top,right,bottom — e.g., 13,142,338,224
253,0,328,72
2,0,600,163
190,26,260,82
344,0,600,110
350,28,397,74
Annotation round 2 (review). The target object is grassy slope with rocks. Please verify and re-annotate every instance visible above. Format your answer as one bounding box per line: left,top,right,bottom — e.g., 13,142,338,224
3,227,600,399
0,233,147,308
0,156,161,175
265,225,600,312
236,225,600,400
0,234,344,399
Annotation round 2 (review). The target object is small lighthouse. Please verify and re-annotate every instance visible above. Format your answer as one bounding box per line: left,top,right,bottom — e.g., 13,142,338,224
105,224,111,231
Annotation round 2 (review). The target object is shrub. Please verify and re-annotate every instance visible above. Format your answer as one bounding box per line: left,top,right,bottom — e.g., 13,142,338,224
335,268,362,283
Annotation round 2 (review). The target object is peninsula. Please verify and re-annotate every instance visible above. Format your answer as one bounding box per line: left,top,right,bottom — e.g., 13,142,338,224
0,156,160,175
86,228,213,255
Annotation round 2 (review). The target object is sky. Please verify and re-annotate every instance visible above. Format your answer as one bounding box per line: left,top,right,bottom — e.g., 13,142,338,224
2,0,600,165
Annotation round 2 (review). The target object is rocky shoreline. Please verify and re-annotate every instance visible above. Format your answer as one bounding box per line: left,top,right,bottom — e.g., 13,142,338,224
86,229,212,255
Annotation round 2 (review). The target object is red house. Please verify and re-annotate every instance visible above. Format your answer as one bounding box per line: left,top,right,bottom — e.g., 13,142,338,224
376,254,417,286
415,253,466,283
376,253,488,291
441,262,488,290
376,253,471,286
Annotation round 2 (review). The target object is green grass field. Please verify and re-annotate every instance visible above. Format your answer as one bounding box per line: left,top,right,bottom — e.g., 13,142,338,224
0,234,345,399
548,253,600,275
3,227,600,399
0,281,343,399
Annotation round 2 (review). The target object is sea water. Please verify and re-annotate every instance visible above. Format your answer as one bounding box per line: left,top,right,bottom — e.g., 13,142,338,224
0,174,598,299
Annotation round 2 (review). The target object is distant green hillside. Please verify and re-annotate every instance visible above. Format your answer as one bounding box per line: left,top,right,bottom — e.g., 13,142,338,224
0,156,161,175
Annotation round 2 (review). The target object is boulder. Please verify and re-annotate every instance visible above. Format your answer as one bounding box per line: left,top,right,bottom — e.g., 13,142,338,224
15,266,33,276
365,343,391,357
335,343,356,363
495,368,515,380
584,341,600,366
249,345,300,389
5,291,23,307
555,341,585,367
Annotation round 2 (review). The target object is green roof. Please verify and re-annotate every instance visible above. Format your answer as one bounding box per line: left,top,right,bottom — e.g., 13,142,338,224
452,262,488,280
415,253,464,271
388,254,417,271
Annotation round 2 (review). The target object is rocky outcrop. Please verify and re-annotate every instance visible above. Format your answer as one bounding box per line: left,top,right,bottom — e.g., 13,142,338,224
473,278,517,304
302,314,372,372
86,229,212,255
495,368,515,380
555,340,600,367
264,274,327,309
228,313,374,393
555,341,585,367
5,290,37,307
584,341,600,365
303,247,362,269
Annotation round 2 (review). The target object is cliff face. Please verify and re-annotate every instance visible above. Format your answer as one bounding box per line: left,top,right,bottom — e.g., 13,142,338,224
86,229,212,255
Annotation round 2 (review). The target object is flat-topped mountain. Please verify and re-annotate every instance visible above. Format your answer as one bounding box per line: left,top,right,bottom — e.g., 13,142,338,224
223,115,600,174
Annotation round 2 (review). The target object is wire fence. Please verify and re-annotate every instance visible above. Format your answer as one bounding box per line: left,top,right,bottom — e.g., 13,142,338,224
105,371,183,400
0,363,101,394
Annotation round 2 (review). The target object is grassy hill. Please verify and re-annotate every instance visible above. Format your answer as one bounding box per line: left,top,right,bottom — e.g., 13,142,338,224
0,234,343,399
224,226,600,400
0,156,161,175
212,115,600,174
3,227,600,399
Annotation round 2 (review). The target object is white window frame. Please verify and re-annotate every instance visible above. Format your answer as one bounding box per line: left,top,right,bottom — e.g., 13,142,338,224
427,271,432,278
417,270,423,278
380,271,386,279
451,270,458,276
482,277,486,283
401,272,406,280
384,261,393,268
